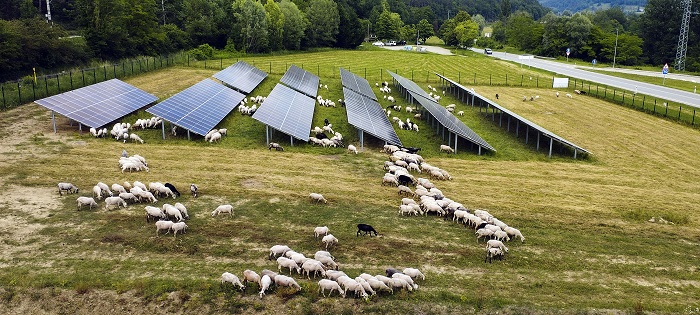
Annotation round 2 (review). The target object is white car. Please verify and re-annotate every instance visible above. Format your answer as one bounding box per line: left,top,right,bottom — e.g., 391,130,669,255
372,41,385,46
387,40,397,46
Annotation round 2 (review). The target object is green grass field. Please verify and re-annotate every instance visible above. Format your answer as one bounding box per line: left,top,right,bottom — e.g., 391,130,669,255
0,49,699,314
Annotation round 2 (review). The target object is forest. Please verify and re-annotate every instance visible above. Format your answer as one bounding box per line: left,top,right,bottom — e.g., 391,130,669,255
0,0,698,81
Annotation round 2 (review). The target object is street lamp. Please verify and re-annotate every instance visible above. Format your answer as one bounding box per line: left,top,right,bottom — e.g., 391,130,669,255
612,28,619,68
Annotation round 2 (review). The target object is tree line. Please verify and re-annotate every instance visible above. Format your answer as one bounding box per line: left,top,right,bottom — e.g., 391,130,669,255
0,0,698,81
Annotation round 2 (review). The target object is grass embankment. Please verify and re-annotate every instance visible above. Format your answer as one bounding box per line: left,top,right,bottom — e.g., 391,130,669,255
0,52,699,314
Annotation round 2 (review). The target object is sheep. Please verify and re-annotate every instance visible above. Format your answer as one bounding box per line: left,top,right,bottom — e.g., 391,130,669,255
387,277,413,292
397,185,414,197
399,204,419,216
322,234,338,250
211,204,233,216
129,133,144,144
58,182,79,195
155,220,174,236
104,196,127,210
119,192,138,204
344,279,369,299
355,277,376,296
322,125,335,135
325,270,347,282
566,93,572,98
392,273,418,290
485,247,504,263
439,144,455,153
457,110,464,116
504,226,525,242
190,183,198,198
347,144,358,154
218,128,227,136
357,224,378,236
133,181,147,191
209,131,222,143
111,183,126,195
314,250,334,261
259,275,272,298
301,259,326,279
414,113,422,120
318,279,345,298
261,269,278,280
277,257,301,275
556,91,560,97
76,196,98,210
493,230,511,242
476,228,495,242
314,226,329,238
163,204,183,222
486,239,509,254
268,142,284,151
387,96,395,103
382,174,398,186
269,245,292,260
221,272,245,290
96,182,112,197
242,270,261,288
171,221,188,237
412,123,419,132
164,183,181,197
274,275,301,293
402,268,425,281
367,277,393,294
174,202,189,219
309,193,327,204
145,205,166,222
138,191,158,203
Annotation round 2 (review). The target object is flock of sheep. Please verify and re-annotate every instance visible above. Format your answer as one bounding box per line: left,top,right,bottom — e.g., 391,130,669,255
220,225,425,299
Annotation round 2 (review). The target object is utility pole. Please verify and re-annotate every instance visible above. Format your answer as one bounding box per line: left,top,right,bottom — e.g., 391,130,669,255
162,0,166,25
613,28,618,69
45,0,52,26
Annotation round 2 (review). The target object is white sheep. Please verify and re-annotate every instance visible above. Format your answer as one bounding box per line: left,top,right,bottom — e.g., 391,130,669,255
133,181,147,191
190,183,198,198
76,196,97,210
155,220,174,235
209,131,222,143
309,193,327,204
314,250,334,261
171,221,188,237
104,196,127,210
493,230,510,242
145,205,166,222
163,204,183,222
119,192,137,204
367,278,393,294
397,185,414,196
277,257,301,275
301,259,326,279
325,270,347,281
343,279,368,298
274,275,301,292
392,273,418,290
269,245,292,260
314,226,329,238
129,133,144,144
387,96,395,103
221,272,245,290
211,204,233,216
356,277,376,296
504,226,525,242
347,144,358,154
174,202,189,219
485,247,504,263
218,128,227,136
322,234,338,250
566,93,572,98
259,275,272,298
476,228,495,241
242,270,261,288
402,268,425,281
399,204,418,216
58,182,79,195
457,111,464,116
316,255,338,270
486,239,509,254
439,144,455,153
111,183,126,194
318,279,345,297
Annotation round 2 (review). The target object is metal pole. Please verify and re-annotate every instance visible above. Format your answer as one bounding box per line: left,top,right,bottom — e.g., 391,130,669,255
266,125,269,144
548,137,553,158
161,120,165,139
613,28,618,68
52,111,56,133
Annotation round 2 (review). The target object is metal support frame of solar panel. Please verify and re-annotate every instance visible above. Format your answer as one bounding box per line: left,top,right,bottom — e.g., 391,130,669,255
387,71,495,153
435,73,590,156
279,64,320,98
146,78,245,137
340,68,377,101
343,87,402,146
35,79,158,130
252,84,316,142
212,61,268,94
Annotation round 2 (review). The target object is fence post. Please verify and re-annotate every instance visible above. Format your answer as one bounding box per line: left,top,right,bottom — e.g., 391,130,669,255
678,106,682,121
122,62,125,77
521,74,523,86
693,109,695,125
220,58,223,70
1,84,5,109
269,62,271,73
93,68,96,83
56,75,60,93
113,65,116,79
104,65,107,81
17,82,21,104
45,76,48,96
204,59,206,69
146,58,149,70
131,61,134,74
32,80,36,100
82,70,85,86
411,70,413,81
642,95,645,110
70,71,73,89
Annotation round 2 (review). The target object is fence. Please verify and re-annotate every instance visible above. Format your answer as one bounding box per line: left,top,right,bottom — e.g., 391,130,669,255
0,52,187,110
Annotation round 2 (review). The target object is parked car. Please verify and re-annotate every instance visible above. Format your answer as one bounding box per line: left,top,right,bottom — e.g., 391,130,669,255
372,41,385,46
397,40,406,45
484,48,493,55
387,40,397,46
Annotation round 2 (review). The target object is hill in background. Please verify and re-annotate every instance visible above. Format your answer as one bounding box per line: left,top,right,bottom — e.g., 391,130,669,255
538,0,646,13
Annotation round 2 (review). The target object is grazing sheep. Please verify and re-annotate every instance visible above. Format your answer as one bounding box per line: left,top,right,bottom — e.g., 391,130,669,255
399,204,419,216
367,277,393,294
171,221,188,237
274,275,301,293
119,192,137,204
190,183,198,198
504,226,525,242
316,255,338,270
174,202,189,219
485,247,504,263
493,230,510,242
397,185,414,196
145,206,166,222
322,234,338,250
347,144,358,154
155,220,174,236
268,142,284,151
457,111,464,116
133,181,147,191
556,91,560,97
566,93,572,98
486,239,509,254
259,275,272,298
242,270,261,288
402,268,425,281
221,272,245,290
76,196,98,210
164,183,181,197
387,277,413,292
269,245,292,260
439,144,455,153
211,204,233,216
104,196,127,210
218,128,227,136
277,257,301,275
314,226,329,238
209,131,222,143
318,279,345,297
356,223,378,237
111,183,126,195
58,182,79,195
314,250,334,261
476,228,495,242
129,133,144,144
309,193,327,204
392,273,418,290
301,259,326,279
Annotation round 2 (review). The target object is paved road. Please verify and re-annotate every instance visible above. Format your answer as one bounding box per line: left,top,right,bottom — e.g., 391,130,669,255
380,45,454,56
470,48,700,109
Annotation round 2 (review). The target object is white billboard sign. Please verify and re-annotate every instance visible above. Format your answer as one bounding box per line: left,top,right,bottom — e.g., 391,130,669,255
552,78,569,88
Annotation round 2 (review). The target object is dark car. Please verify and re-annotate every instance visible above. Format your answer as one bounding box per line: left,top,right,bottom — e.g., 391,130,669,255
397,40,406,45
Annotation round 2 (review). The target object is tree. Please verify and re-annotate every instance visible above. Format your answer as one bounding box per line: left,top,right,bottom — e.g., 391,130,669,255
375,9,403,40
638,0,683,66
335,0,364,48
303,0,339,47
471,14,486,33
599,31,643,65
265,0,284,51
416,19,433,42
566,13,594,59
232,0,268,53
505,11,542,51
500,0,511,21
439,10,470,46
454,20,479,48
279,0,307,50
183,0,229,48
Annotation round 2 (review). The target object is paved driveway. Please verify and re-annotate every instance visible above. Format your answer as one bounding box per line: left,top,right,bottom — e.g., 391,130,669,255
380,45,454,56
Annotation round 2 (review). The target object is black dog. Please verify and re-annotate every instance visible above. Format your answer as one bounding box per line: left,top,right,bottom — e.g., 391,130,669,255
164,183,181,197
356,224,378,237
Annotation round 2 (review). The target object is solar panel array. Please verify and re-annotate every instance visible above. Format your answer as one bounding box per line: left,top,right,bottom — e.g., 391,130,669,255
340,68,377,101
435,73,590,154
213,61,268,94
252,84,316,141
146,79,245,136
387,71,496,152
343,87,402,146
279,65,319,97
34,79,158,128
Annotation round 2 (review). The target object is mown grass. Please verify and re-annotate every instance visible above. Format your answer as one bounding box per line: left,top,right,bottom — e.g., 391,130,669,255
1,50,700,314
589,69,700,93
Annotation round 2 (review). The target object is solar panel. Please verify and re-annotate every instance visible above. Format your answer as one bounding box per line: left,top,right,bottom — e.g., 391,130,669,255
146,79,245,136
343,87,402,146
213,61,268,94
435,73,590,154
252,84,316,141
387,71,495,152
34,79,157,128
279,64,319,98
340,68,377,101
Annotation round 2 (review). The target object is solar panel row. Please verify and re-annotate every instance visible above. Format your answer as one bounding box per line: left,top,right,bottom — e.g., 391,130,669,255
251,84,316,142
146,79,245,136
34,79,158,129
339,68,377,101
387,71,495,152
279,64,320,98
435,73,589,154
342,87,402,146
213,61,268,94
